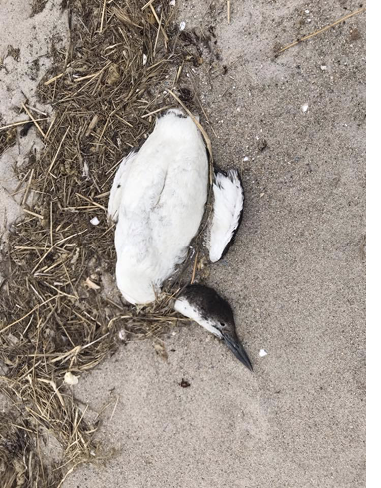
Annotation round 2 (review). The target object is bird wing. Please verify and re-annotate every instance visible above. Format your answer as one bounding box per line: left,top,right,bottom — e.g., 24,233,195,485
208,169,244,262
107,150,138,222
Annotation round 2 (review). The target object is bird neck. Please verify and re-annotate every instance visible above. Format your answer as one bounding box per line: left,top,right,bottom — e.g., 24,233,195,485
174,297,222,339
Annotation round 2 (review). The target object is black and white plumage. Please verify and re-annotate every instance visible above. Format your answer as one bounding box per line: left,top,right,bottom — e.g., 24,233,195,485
208,169,244,263
108,109,244,304
108,108,252,369
174,284,252,371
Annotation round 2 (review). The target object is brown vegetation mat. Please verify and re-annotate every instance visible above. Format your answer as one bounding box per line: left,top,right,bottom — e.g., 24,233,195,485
0,0,212,485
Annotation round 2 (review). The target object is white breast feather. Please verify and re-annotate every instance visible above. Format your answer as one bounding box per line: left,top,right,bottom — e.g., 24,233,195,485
208,170,244,263
112,110,208,304
108,151,137,222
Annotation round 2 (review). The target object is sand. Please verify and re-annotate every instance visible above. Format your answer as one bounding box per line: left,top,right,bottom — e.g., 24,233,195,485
1,1,365,487
0,0,68,243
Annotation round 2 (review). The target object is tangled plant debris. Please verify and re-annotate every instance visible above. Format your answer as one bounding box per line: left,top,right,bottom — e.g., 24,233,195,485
0,0,213,485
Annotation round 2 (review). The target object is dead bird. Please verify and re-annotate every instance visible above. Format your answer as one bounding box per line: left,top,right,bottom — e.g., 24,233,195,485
108,108,250,369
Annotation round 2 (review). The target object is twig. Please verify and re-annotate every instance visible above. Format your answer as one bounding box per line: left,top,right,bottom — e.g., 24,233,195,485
49,345,82,364
21,168,34,206
0,118,47,131
81,333,110,351
48,126,70,174
99,0,107,32
44,72,64,85
276,6,366,55
36,378,65,407
141,106,172,118
75,193,107,211
46,113,57,138
191,252,198,284
25,104,47,116
22,104,47,139
153,10,163,57
109,395,119,421
150,3,168,44
174,63,183,85
141,0,155,10
74,70,105,82
23,209,44,220
227,1,231,24
50,201,54,247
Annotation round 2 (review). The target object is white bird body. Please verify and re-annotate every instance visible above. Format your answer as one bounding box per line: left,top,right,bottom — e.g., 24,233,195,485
108,109,208,304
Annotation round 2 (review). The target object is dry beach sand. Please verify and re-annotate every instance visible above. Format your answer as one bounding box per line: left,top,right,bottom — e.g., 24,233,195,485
1,1,365,487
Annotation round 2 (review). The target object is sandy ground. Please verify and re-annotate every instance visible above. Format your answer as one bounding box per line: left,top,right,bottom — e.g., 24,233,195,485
1,1,365,487
0,0,68,247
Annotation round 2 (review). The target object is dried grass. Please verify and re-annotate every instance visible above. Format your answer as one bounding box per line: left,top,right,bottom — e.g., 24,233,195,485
0,405,62,488
0,0,212,485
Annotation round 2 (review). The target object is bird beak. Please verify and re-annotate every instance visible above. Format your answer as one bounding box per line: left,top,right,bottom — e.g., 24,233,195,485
222,332,253,371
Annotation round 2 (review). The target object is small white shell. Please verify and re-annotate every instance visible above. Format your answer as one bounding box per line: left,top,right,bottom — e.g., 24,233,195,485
90,217,100,226
64,372,79,385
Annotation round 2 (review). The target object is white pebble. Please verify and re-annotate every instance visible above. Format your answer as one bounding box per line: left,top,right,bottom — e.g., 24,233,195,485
82,161,89,178
307,18,311,23
305,9,310,14
142,54,147,66
179,21,186,31
301,103,309,113
64,372,79,385
118,329,127,341
321,65,327,71
259,349,268,357
243,156,249,162
90,217,100,226
169,0,176,5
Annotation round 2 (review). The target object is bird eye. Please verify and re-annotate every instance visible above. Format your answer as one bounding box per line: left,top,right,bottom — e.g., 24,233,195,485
220,322,226,327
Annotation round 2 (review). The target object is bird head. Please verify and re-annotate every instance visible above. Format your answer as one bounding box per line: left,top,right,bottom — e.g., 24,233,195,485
174,284,253,371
